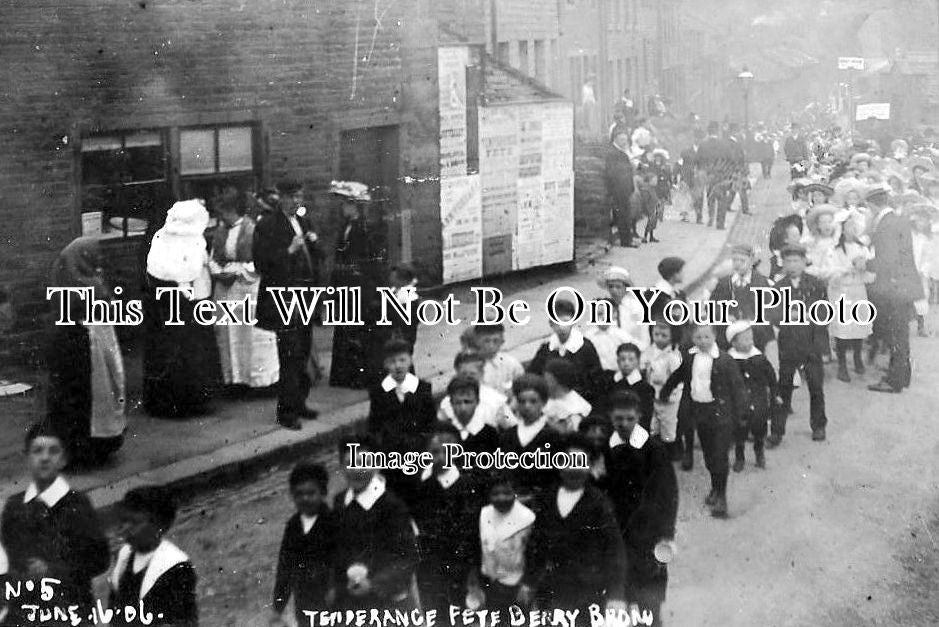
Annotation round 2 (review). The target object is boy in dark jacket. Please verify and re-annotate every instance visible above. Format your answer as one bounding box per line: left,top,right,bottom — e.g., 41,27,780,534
605,391,678,627
526,435,628,613
1,425,110,626
768,244,830,445
500,374,563,507
367,338,436,498
111,486,198,626
411,423,482,612
726,322,779,471
271,463,336,626
660,324,748,517
607,342,656,430
528,298,605,405
334,435,418,611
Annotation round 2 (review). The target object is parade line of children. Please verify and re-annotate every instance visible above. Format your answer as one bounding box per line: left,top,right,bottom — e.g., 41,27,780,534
1,251,831,627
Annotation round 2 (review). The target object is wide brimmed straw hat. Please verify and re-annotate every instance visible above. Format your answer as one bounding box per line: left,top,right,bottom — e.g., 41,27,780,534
329,180,371,202
805,204,837,233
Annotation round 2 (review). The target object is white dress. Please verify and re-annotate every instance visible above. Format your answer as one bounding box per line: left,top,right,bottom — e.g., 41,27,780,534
210,221,279,387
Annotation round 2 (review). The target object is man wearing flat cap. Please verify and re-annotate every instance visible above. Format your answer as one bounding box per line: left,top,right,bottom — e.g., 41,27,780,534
254,178,323,429
865,186,922,393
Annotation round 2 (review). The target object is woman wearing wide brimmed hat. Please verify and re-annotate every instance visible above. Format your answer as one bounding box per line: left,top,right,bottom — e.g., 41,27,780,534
804,181,834,208
787,178,812,217
328,180,388,389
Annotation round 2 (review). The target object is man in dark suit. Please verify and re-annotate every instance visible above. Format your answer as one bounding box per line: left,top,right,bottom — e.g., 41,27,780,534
254,178,322,430
727,123,751,215
605,133,638,247
866,185,923,394
679,129,704,223
696,121,735,229
783,123,810,179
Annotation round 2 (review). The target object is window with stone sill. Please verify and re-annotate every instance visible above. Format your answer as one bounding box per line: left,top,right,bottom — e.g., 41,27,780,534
178,125,258,214
80,130,170,239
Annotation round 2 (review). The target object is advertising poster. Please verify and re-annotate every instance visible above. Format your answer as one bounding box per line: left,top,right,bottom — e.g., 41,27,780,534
478,106,520,239
437,46,470,179
440,175,483,283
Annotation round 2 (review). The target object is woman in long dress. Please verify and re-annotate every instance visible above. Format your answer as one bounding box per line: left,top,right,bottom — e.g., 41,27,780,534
328,182,385,389
143,200,218,417
46,237,126,466
208,189,279,390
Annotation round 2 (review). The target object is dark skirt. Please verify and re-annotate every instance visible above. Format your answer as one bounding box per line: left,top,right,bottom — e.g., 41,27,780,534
142,275,219,417
329,324,377,389
328,268,383,389
46,323,124,465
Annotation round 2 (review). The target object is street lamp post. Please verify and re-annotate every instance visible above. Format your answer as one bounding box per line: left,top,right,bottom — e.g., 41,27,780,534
738,67,755,140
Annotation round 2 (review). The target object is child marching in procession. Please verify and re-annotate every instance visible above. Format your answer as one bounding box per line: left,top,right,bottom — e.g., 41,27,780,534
607,343,657,432
270,463,337,627
726,322,779,472
467,473,536,614
642,323,684,461
659,324,748,517
110,486,198,626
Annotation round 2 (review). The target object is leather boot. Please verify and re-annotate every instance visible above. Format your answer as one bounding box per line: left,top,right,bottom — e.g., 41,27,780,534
754,440,766,468
705,474,718,507
733,444,745,472
711,475,728,518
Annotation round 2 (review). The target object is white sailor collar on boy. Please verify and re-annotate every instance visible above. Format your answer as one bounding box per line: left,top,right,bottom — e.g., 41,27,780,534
516,415,547,447
728,347,761,359
344,474,386,511
381,372,419,399
23,476,70,507
613,370,643,385
110,539,189,600
548,328,585,356
300,514,318,534
654,278,677,297
609,424,649,449
449,408,487,439
421,464,460,489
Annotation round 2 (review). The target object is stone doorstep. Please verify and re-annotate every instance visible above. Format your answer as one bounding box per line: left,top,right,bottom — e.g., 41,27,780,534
73,213,747,514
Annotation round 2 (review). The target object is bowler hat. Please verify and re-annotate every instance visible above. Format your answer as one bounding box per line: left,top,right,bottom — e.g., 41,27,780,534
275,178,303,195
